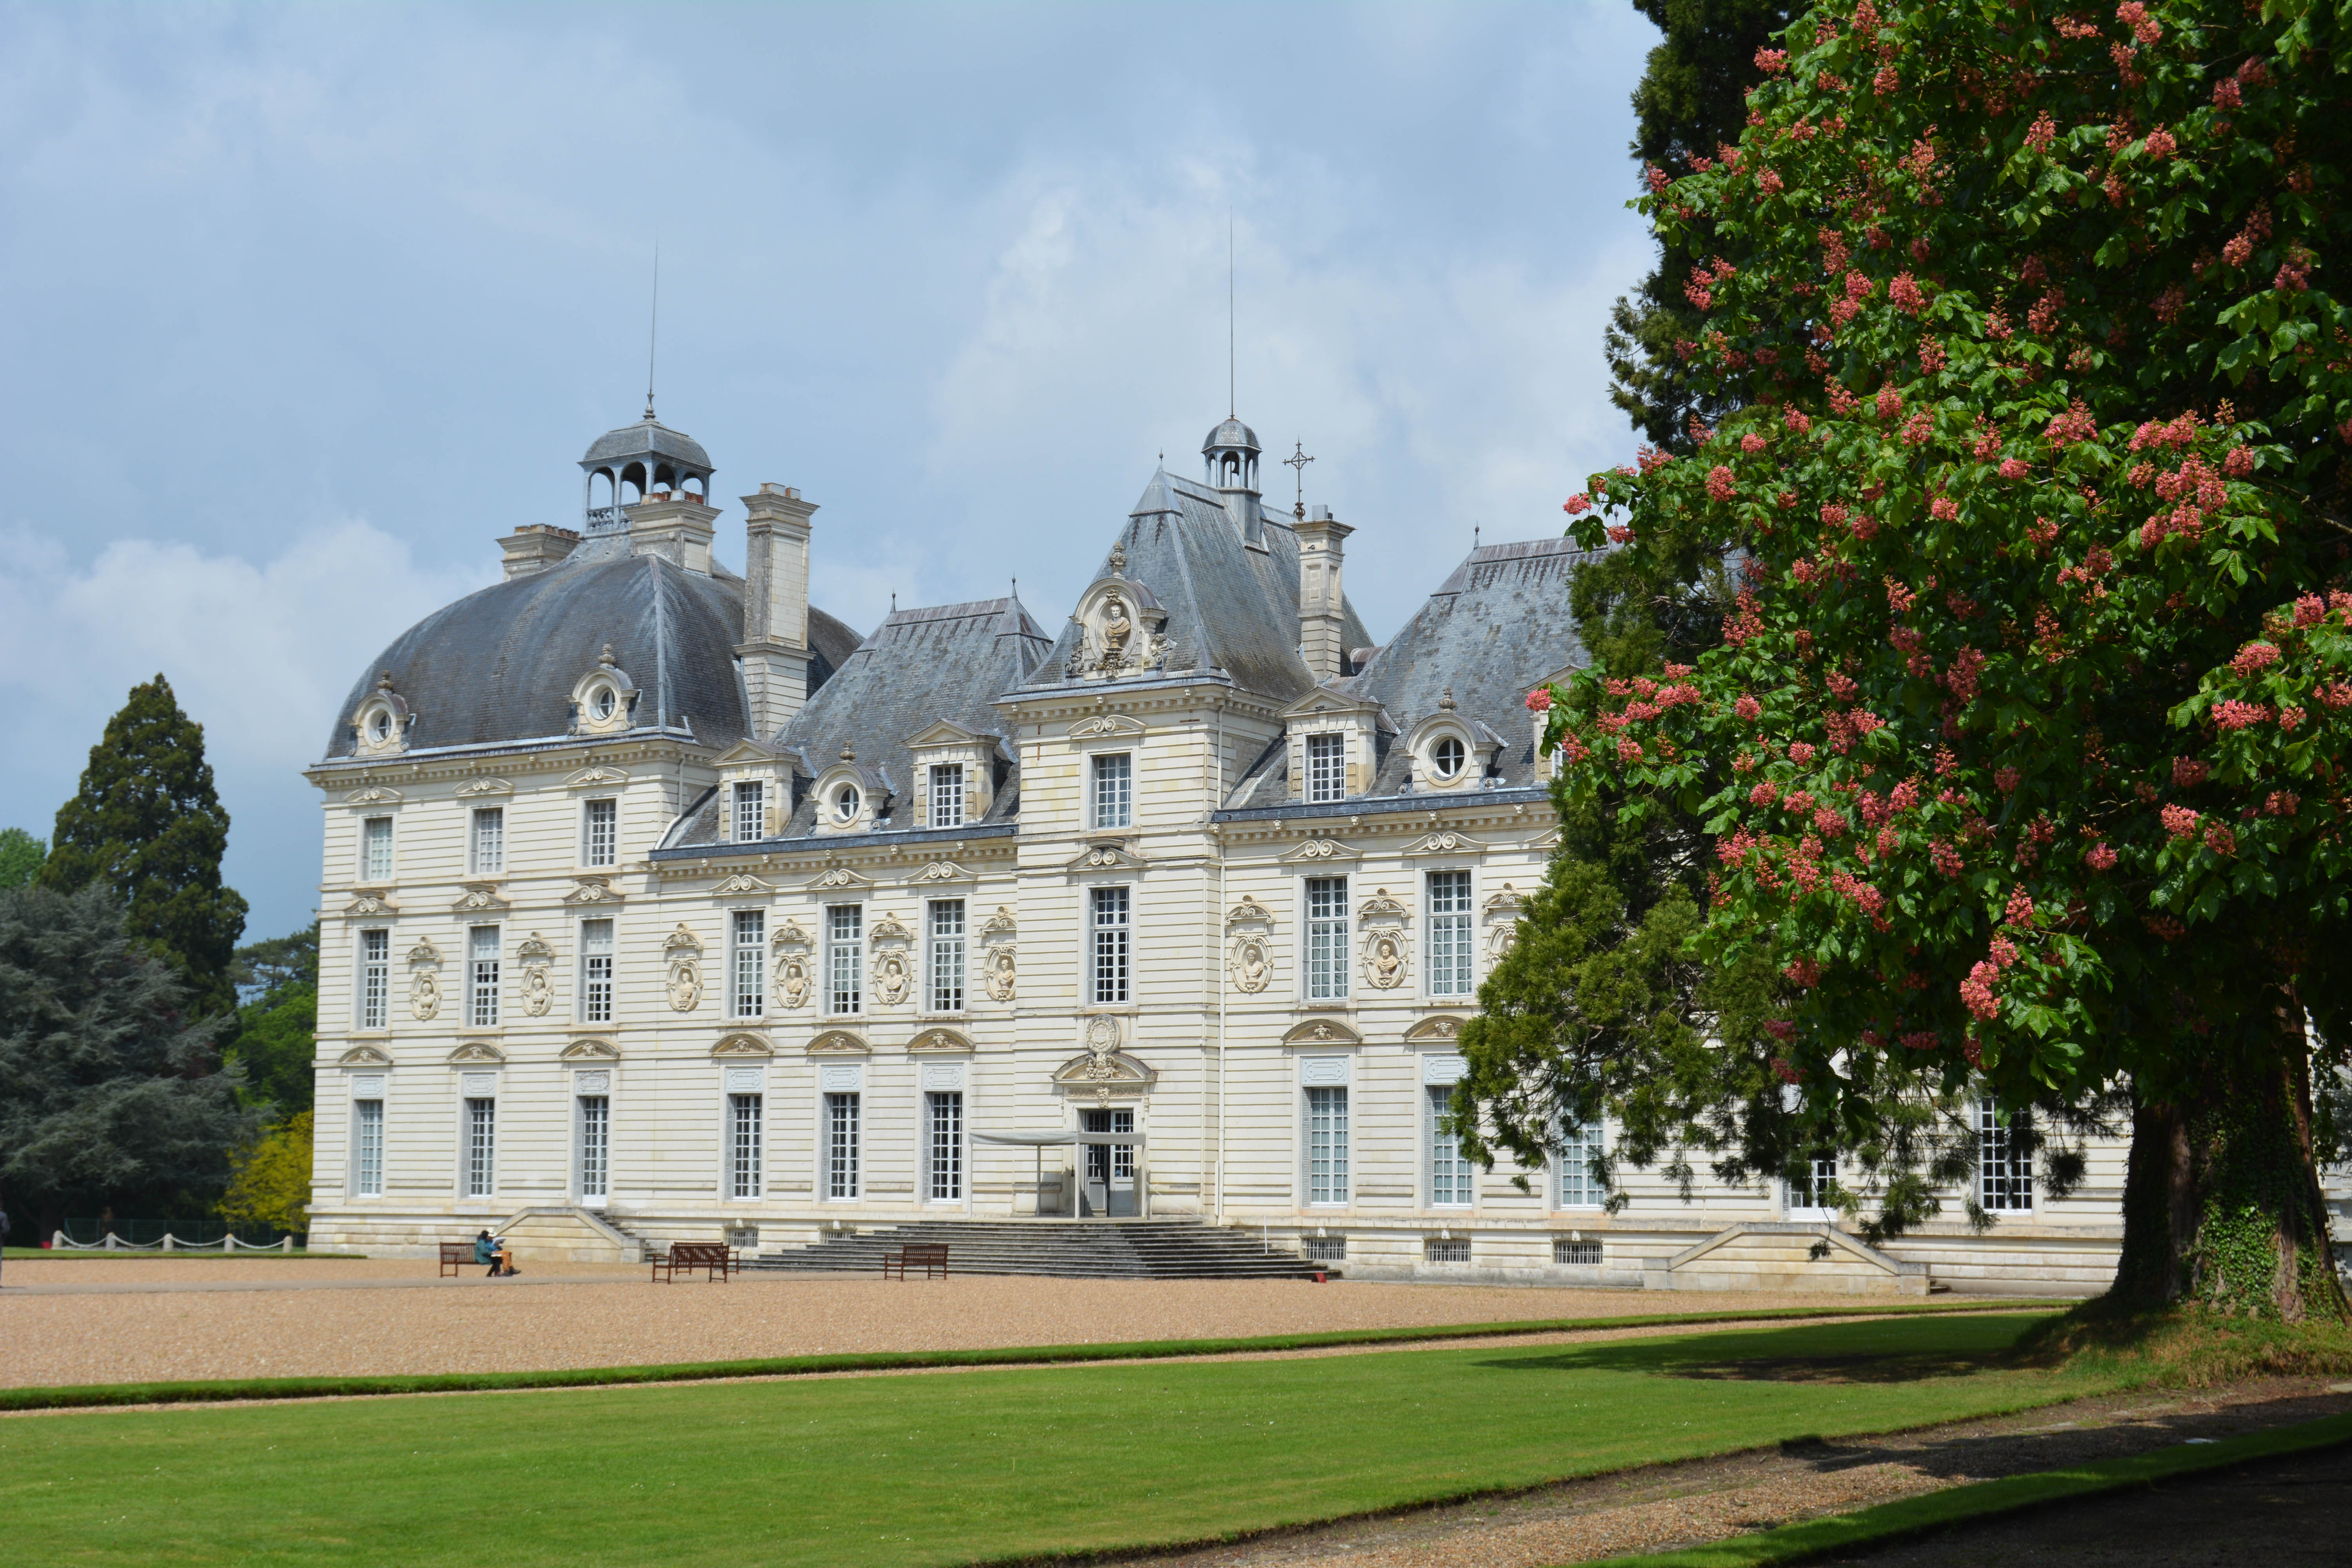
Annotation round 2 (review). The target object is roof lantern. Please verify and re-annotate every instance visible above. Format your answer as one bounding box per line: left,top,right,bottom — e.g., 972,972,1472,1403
578,409,715,534
1201,416,1260,493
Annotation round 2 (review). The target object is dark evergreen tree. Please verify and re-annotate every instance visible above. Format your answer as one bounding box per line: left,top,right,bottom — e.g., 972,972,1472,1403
0,884,262,1238
227,923,318,1117
1606,0,1798,454
0,828,42,889
41,675,248,1017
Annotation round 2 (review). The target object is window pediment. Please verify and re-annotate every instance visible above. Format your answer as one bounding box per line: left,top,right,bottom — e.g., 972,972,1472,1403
1282,1018,1363,1047
1067,840,1146,874
1281,838,1357,863
712,1032,774,1057
446,1041,507,1065
808,1029,870,1055
451,884,507,913
806,864,873,891
561,1037,622,1060
1404,830,1488,857
342,891,397,918
454,777,514,797
1065,711,1147,744
338,1044,394,1067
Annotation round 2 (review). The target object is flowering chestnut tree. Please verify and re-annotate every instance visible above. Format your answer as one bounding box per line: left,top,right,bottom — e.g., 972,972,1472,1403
1491,0,2352,1318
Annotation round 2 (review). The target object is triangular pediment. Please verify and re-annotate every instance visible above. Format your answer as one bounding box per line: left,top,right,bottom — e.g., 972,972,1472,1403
343,785,404,806
1065,711,1147,742
1067,840,1147,874
712,872,776,897
1281,838,1357,864
342,891,397,917
1405,829,1488,857
806,865,873,891
910,860,974,885
565,765,634,788
565,878,624,905
446,1041,507,1065
338,1044,394,1067
712,739,785,766
451,884,508,913
454,777,514,797
1278,689,1384,721
906,719,988,749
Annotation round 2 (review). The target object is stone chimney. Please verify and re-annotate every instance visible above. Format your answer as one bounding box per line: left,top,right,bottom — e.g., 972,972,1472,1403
627,491,721,574
497,524,580,580
738,483,820,737
1293,504,1354,681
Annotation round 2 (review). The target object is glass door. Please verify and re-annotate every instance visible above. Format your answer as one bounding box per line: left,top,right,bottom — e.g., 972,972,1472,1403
1080,1109,1136,1216
577,1095,609,1205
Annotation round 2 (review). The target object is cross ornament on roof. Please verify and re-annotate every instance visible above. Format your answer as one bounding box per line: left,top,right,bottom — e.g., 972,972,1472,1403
1283,441,1315,520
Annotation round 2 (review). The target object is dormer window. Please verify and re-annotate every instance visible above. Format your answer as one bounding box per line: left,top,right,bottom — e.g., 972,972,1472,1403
589,686,617,722
1305,733,1346,804
833,785,862,824
929,764,965,829
1431,737,1466,781
732,781,766,843
368,711,393,744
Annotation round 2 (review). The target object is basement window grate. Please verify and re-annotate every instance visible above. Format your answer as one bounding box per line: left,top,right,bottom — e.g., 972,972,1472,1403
1301,1235,1347,1263
1424,1237,1471,1264
1554,1238,1602,1266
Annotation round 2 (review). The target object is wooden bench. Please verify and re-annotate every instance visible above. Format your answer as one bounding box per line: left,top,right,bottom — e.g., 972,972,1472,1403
883,1242,949,1279
439,1242,477,1278
652,1241,735,1283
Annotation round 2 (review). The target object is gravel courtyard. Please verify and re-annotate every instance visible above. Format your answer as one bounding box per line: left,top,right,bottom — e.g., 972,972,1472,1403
0,1257,1921,1388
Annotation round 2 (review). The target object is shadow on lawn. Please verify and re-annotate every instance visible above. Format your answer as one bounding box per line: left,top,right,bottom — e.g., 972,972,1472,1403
1477,1346,2008,1383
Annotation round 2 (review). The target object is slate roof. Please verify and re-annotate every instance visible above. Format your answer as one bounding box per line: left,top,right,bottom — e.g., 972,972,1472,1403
665,596,1051,847
1223,535,1592,805
1019,469,1373,705
580,414,713,472
322,553,861,759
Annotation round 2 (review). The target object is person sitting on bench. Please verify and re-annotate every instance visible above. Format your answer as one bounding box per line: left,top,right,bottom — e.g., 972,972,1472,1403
474,1230,500,1277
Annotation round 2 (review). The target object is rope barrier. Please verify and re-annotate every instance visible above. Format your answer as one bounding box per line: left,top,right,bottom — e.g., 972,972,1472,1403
46,1232,299,1253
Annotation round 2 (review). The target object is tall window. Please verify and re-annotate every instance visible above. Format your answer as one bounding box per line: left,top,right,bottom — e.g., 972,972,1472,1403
1305,732,1346,803
470,808,505,875
731,909,766,1018
361,817,394,881
929,764,965,829
1305,877,1349,1000
1980,1102,2035,1211
928,900,965,1011
1083,1107,1134,1186
353,1098,384,1197
1091,886,1130,1004
1092,753,1132,829
1789,1151,1839,1213
826,1092,861,1198
577,1094,608,1200
1557,1120,1605,1208
1428,1086,1473,1206
467,926,500,1027
1426,871,1475,996
730,1093,764,1199
827,905,862,1014
358,928,390,1029
582,798,618,867
927,1091,964,1201
579,918,614,1024
1306,1086,1350,1205
732,780,766,843
465,1097,496,1197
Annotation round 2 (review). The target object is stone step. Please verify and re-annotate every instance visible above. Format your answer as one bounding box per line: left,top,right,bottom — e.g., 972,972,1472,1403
748,1219,1329,1280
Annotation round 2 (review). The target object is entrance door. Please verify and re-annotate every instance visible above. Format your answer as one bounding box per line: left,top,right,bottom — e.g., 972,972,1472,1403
1082,1109,1136,1216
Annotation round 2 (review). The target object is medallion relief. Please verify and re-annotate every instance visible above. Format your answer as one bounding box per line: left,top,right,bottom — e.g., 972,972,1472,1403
407,938,442,1021
662,924,704,1012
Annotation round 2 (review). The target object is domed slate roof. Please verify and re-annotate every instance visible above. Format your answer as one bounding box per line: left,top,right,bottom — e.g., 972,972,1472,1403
580,414,713,472
1201,417,1259,454
323,554,860,759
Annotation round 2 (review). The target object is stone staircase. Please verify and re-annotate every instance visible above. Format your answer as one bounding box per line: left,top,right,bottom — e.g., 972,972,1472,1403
749,1219,1331,1281
493,1206,650,1265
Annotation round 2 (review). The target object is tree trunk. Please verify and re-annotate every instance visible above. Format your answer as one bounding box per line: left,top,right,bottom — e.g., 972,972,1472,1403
2113,1044,2348,1321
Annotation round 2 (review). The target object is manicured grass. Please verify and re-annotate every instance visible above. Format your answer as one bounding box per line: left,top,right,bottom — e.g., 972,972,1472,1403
1,1248,366,1260
0,1298,2035,1412
1588,1409,2352,1566
0,1312,2131,1567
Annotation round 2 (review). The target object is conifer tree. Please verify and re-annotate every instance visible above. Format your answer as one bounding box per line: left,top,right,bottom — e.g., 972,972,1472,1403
227,924,318,1117
41,675,248,1017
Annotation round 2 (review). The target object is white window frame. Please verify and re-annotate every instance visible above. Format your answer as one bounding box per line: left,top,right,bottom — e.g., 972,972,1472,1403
464,1095,497,1198
1091,752,1133,830
577,1092,610,1202
360,816,395,882
825,1091,861,1199
1786,1151,1839,1220
1427,1084,1474,1208
927,1090,964,1201
1430,735,1467,782
1305,1084,1350,1206
729,1092,764,1200
1091,886,1130,1004
469,807,505,876
826,904,862,1015
1305,731,1346,803
1425,870,1475,998
731,780,766,844
1303,876,1349,1001
730,909,766,1019
582,797,618,868
1979,1101,2036,1212
357,927,390,1030
927,899,965,1012
928,764,965,829
467,925,500,1028
579,918,614,1024
1555,1119,1606,1210
352,1096,384,1198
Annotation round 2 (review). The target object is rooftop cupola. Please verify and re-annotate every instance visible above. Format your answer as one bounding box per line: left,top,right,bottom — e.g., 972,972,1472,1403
1203,415,1265,549
579,407,715,534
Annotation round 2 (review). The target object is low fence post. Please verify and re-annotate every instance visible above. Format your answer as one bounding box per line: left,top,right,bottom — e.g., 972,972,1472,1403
281,1235,294,1253
162,1234,176,1253
51,1230,65,1250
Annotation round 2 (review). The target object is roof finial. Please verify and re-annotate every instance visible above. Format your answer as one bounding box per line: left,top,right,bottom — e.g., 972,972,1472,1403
891,592,898,613
1107,540,1128,577
377,670,395,691
841,744,856,762
599,642,616,668
1284,441,1315,521
1439,686,1458,711
1474,524,1481,549
644,241,661,421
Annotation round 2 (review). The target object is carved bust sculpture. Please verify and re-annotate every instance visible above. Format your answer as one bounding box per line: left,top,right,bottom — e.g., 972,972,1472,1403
1101,593,1131,661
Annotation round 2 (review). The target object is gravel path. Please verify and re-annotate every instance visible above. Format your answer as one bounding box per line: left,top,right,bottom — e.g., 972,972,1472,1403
1083,1377,2352,1567
0,1267,1920,1388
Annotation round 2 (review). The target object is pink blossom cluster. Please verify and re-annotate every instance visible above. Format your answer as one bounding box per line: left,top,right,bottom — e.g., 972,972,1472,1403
2160,804,2201,839
2045,399,2097,446
2212,699,2270,730
1960,962,2002,1020
2232,641,2283,677
1755,46,1789,73
1561,493,1593,515
1707,465,1737,501
1783,956,1822,986
2172,756,2209,786
2086,842,2118,870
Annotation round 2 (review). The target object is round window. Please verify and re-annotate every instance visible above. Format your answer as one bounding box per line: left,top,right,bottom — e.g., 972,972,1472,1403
1431,736,1466,780
367,709,392,743
833,786,861,822
590,685,617,720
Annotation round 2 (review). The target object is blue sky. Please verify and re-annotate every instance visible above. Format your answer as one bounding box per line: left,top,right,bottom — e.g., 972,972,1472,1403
0,1,1662,939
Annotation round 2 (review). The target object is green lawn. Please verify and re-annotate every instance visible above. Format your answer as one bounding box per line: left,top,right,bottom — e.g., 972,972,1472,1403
0,1312,2119,1567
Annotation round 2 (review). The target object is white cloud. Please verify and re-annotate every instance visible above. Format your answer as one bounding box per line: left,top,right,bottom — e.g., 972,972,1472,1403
0,521,488,935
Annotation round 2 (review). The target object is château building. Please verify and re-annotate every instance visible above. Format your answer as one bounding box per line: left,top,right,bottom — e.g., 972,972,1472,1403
306,405,2176,1293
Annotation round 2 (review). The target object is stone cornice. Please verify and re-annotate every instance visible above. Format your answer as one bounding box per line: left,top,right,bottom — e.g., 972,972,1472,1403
307,734,711,792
